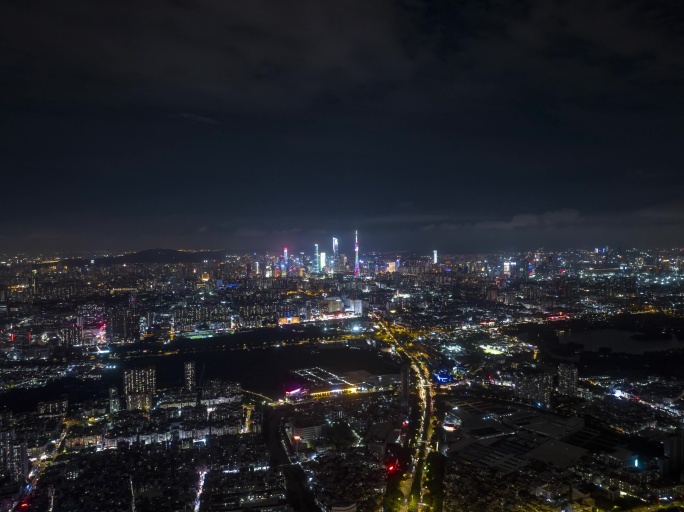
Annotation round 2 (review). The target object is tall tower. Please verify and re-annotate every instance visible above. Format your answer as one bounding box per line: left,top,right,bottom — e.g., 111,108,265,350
332,237,339,272
433,250,438,265
354,230,359,278
314,244,320,273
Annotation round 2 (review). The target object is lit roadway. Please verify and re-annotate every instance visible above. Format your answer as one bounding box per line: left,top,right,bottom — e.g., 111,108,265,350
372,313,434,512
13,428,70,511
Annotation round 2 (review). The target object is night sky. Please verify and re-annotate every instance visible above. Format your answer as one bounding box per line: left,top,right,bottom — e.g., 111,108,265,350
2,1,683,254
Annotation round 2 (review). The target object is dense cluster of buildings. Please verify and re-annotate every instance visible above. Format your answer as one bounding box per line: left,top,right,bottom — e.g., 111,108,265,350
0,244,682,510
282,392,408,511
1,245,682,349
0,359,268,511
440,396,684,509
33,434,285,511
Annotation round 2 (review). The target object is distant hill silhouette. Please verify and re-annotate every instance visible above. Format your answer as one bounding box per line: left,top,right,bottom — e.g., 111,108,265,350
37,248,227,267
99,248,226,265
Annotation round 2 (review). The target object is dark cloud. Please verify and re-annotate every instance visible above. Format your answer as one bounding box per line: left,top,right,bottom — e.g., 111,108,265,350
175,113,220,125
476,210,582,230
1,0,412,110
4,0,682,113
1,0,683,253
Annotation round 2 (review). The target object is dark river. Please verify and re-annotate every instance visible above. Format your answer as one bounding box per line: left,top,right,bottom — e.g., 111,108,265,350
557,328,683,354
0,344,399,412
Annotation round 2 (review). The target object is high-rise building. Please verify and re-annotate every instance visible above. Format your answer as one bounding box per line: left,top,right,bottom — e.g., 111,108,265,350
127,393,153,411
185,361,196,392
124,367,156,395
557,363,578,397
514,370,553,407
124,366,156,411
107,305,138,343
320,252,326,273
354,231,359,278
352,299,363,315
314,244,320,273
200,379,242,402
0,432,29,482
37,397,69,416
109,387,120,414
332,237,339,272
433,250,438,265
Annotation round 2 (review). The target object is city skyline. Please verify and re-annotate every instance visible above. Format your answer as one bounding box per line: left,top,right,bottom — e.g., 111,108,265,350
3,241,683,262
1,225,682,510
2,2,684,509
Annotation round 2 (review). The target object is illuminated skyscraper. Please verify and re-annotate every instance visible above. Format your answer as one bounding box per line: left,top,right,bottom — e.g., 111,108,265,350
354,230,359,278
313,244,320,273
281,247,288,275
124,367,156,395
433,250,438,265
0,433,29,481
109,387,120,414
320,252,326,273
332,237,339,272
124,366,156,410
